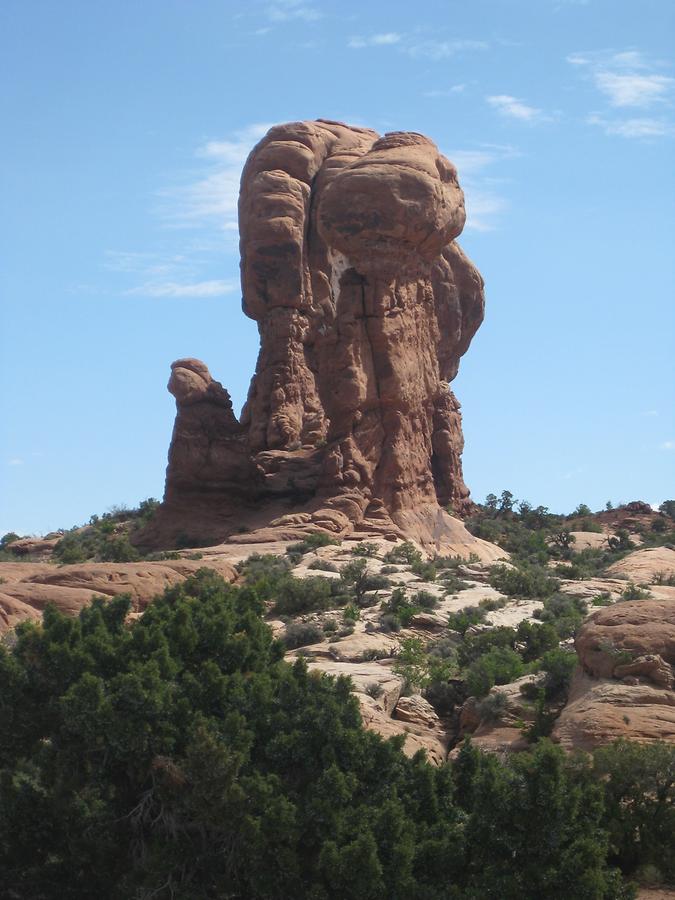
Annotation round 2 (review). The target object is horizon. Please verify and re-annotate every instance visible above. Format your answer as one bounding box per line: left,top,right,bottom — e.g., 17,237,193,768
2,0,674,535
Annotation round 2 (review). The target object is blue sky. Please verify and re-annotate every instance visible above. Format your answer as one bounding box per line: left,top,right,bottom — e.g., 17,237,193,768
1,0,674,535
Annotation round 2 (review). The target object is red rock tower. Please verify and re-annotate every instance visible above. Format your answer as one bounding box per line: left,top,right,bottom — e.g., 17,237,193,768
147,120,485,549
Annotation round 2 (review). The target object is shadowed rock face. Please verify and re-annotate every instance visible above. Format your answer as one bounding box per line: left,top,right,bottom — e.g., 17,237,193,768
151,119,485,548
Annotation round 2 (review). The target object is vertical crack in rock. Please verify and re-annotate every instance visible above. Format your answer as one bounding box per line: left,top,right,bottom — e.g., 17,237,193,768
144,120,485,550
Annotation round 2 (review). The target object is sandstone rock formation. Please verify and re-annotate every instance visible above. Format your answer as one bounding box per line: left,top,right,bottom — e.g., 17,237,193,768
146,119,485,551
554,600,675,750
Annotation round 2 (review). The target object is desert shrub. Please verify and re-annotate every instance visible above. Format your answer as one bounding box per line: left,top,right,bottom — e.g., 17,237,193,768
489,563,559,599
351,542,379,558
0,532,20,548
283,621,324,649
477,690,509,723
0,568,645,898
364,681,384,699
441,574,470,594
383,541,423,566
515,620,560,663
592,592,614,606
620,582,651,601
342,602,360,623
98,534,140,563
380,587,418,627
379,613,401,633
456,627,516,668
594,740,675,881
393,637,455,692
238,553,292,600
273,575,335,616
411,559,437,581
424,679,466,716
412,590,438,610
478,596,506,611
380,564,398,574
447,605,487,636
535,593,587,638
465,647,524,698
286,532,338,560
308,559,339,572
339,559,390,606
539,648,577,699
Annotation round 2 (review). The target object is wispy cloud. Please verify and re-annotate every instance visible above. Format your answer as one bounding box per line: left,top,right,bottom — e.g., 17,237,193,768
264,0,321,24
423,84,466,97
486,94,544,122
444,144,519,232
348,32,401,49
124,280,238,299
158,124,272,232
7,458,24,466
569,49,675,138
660,440,675,451
587,115,674,138
348,33,487,60
104,124,272,299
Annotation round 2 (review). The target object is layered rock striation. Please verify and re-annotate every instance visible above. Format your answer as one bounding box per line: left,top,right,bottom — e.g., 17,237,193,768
149,120,485,549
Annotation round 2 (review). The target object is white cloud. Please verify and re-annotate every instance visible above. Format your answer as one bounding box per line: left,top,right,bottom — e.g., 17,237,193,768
569,49,675,136
486,94,543,121
405,39,487,60
159,124,272,231
348,33,487,59
348,32,401,48
125,280,238,299
7,458,24,466
587,114,674,138
423,84,466,97
444,144,519,231
265,0,321,23
660,440,675,451
596,71,674,108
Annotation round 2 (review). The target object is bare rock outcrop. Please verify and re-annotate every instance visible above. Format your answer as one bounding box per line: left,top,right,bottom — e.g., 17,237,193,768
146,120,485,552
553,600,675,750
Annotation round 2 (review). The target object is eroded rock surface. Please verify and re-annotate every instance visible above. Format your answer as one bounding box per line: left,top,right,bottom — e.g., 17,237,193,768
147,120,485,551
554,600,675,750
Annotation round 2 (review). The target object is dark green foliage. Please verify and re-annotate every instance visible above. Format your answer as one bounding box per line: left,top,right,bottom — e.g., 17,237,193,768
273,575,335,616
465,647,524,698
0,571,458,900
52,498,161,564
456,626,517,668
238,553,293,600
286,531,339,561
283,622,324,650
516,620,560,663
447,605,487,636
0,570,658,898
0,532,20,548
380,588,420,627
594,740,675,882
339,559,390,606
452,740,632,899
535,593,588,638
620,582,651,601
539,648,578,699
383,541,423,566
659,500,675,519
308,559,339,572
489,563,560,599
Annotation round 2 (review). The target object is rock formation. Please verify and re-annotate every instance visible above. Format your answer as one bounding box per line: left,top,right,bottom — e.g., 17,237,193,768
147,119,485,550
554,600,675,750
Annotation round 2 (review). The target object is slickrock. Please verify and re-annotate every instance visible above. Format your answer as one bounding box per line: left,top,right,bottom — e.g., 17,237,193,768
553,600,675,750
0,559,238,632
606,547,675,583
144,119,490,556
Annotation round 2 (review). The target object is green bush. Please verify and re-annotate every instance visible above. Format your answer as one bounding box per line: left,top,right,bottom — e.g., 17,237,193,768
273,575,335,616
465,647,524,698
0,571,650,898
489,563,560,599
283,622,324,649
447,605,487,636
